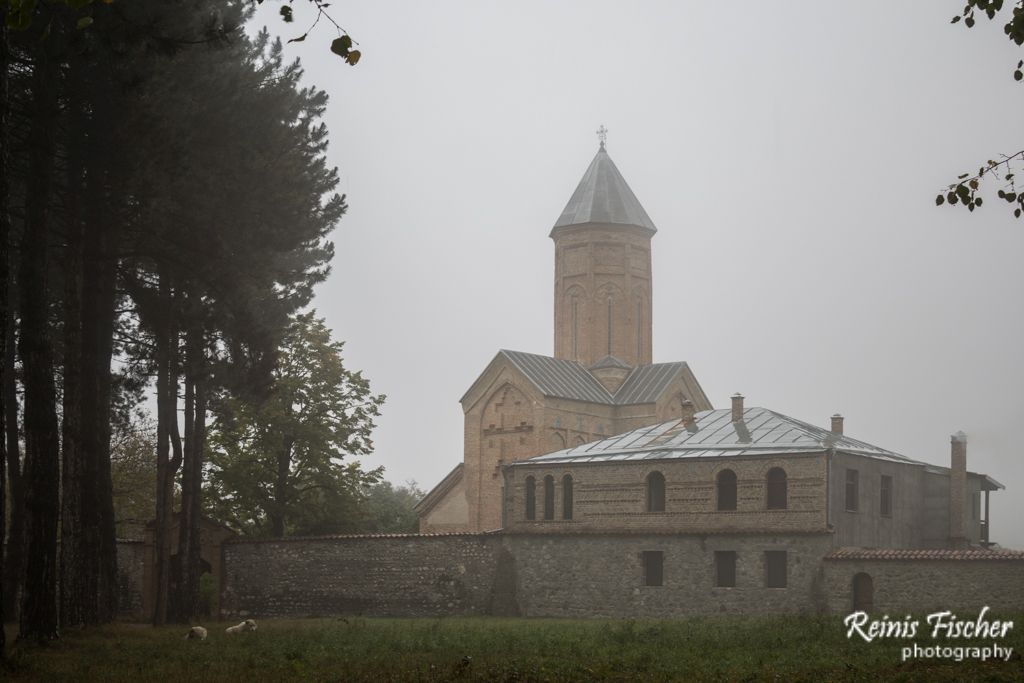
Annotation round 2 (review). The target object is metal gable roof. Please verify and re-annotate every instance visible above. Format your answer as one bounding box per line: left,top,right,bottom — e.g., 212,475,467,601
520,406,925,466
552,146,657,233
497,350,688,407
500,350,614,404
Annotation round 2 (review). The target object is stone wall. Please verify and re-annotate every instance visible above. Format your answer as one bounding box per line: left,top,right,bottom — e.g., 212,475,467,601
209,533,1024,622
503,532,834,618
822,558,1024,613
220,534,508,619
116,540,146,620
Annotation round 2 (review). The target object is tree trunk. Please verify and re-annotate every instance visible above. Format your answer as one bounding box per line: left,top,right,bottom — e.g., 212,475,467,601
2,264,21,625
0,7,9,653
154,283,183,625
176,322,205,621
59,92,88,630
79,121,120,624
152,277,172,626
271,439,293,538
18,24,62,643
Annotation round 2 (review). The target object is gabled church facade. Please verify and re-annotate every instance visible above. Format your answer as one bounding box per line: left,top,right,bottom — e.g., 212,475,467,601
417,142,712,533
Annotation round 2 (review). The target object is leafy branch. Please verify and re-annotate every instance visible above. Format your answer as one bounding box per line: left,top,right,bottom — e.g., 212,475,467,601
936,151,1024,216
260,0,361,65
939,0,1024,216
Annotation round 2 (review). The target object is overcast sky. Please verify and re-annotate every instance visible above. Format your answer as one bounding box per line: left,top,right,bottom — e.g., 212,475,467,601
248,2,1024,548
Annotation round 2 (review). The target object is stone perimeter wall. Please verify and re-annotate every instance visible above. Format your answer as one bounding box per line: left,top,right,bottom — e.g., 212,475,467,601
217,532,1024,620
822,559,1024,614
220,535,511,619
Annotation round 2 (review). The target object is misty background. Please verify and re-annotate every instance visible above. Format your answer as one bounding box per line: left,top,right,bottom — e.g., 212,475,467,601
249,2,1024,548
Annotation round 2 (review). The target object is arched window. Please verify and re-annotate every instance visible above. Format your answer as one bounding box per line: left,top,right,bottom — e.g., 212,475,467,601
562,474,574,520
717,469,737,511
766,467,787,510
543,475,555,520
606,296,613,355
646,471,666,512
525,476,536,520
571,296,579,360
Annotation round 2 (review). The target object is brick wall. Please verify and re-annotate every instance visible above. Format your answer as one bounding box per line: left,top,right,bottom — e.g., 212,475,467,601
504,455,828,534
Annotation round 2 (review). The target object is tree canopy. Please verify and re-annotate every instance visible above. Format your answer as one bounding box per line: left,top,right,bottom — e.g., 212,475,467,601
206,312,385,537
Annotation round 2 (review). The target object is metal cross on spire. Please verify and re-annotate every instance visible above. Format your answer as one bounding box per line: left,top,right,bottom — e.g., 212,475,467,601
596,125,608,150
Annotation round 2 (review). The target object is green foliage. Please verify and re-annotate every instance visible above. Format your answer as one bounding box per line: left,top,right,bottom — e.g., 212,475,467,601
206,312,385,537
110,421,158,540
4,616,1024,681
358,480,425,534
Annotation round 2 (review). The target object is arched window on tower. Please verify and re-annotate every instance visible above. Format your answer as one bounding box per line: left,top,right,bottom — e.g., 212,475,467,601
636,298,643,360
543,475,555,520
571,296,579,360
525,476,536,520
646,471,666,512
766,467,788,510
717,469,737,511
562,474,573,520
606,296,614,355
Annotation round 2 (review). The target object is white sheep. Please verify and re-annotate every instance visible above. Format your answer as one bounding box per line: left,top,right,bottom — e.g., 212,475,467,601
183,626,208,641
225,618,258,634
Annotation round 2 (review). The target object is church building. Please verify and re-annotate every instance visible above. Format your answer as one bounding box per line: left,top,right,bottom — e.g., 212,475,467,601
417,135,1006,576
417,137,712,533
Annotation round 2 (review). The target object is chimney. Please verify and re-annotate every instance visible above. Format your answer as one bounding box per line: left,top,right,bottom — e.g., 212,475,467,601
731,393,744,422
830,414,844,435
680,399,696,428
949,431,968,549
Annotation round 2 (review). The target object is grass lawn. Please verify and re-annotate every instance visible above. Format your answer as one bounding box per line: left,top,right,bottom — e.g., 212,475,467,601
2,615,1022,681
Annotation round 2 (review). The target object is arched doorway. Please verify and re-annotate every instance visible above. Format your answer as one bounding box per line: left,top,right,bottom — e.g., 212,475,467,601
852,572,874,612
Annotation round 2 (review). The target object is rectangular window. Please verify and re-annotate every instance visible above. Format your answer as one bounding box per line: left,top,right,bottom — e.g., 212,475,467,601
845,468,859,512
880,475,893,517
714,551,736,588
764,551,787,588
642,551,663,587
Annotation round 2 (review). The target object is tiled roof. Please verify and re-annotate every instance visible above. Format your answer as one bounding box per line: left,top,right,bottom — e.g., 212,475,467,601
498,350,689,406
825,547,1024,561
552,146,657,233
521,406,924,465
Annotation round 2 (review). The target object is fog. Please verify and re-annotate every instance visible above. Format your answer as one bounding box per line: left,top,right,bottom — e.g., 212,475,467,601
250,1,1024,547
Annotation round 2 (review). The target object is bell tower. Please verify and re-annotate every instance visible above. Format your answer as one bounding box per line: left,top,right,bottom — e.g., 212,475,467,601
552,131,656,368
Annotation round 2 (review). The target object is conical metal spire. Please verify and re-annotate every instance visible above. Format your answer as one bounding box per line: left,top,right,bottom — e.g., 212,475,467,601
552,144,657,234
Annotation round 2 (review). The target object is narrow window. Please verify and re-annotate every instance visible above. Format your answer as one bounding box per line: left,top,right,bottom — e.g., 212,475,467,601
543,475,555,520
642,551,663,587
880,475,892,517
562,474,573,520
636,299,643,360
845,469,859,512
571,297,579,360
764,551,787,588
717,469,737,511
646,471,666,512
766,468,787,510
714,551,737,587
525,476,536,520
606,296,613,355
